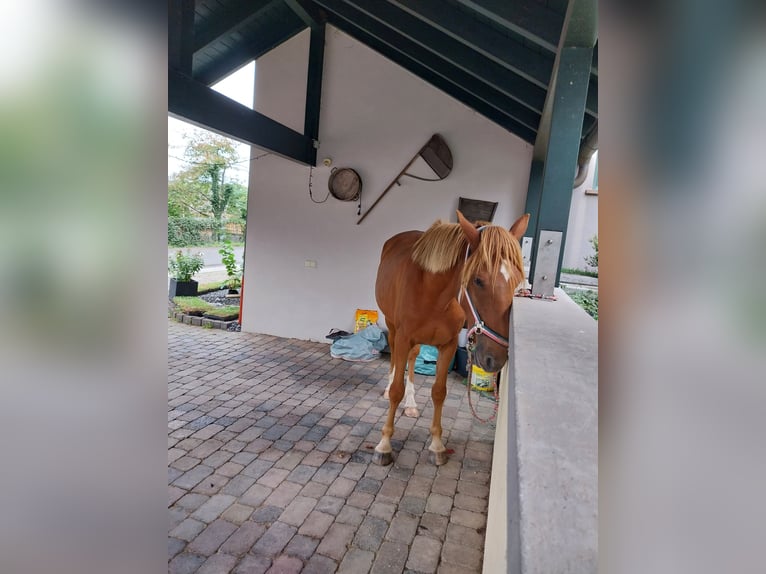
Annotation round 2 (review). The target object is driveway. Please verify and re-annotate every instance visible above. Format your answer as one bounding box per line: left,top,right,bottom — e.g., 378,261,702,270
168,320,496,573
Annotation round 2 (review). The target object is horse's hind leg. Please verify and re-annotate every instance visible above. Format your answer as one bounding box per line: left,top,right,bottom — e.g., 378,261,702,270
383,324,396,400
429,340,458,466
374,336,410,466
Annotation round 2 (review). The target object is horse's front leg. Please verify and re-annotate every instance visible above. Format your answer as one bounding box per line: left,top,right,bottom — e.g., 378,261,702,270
384,345,420,417
429,340,458,466
374,338,410,466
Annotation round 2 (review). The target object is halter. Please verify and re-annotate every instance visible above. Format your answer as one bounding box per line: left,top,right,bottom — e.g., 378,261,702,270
459,226,510,350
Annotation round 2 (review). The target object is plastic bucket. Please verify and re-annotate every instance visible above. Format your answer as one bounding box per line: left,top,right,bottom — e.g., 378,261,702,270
471,364,495,391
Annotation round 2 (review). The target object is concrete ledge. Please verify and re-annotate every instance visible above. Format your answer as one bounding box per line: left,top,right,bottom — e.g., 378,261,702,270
484,288,597,573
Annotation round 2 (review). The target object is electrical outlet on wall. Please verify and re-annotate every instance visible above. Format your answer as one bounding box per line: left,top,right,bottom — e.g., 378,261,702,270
304,259,317,268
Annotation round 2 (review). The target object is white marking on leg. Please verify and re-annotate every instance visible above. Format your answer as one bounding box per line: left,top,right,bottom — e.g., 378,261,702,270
403,380,417,409
375,436,392,454
402,363,419,416
384,368,395,399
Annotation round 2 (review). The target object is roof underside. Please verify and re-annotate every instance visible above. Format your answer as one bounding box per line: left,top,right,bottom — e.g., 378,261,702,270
186,0,597,146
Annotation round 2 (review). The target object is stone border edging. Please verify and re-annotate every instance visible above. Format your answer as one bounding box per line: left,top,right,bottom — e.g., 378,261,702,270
170,311,238,330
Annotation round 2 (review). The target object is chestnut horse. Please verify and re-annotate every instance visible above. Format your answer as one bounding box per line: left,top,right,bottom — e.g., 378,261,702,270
373,210,529,465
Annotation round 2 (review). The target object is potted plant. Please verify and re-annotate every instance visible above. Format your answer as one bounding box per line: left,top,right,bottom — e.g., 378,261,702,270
218,240,242,296
168,250,204,298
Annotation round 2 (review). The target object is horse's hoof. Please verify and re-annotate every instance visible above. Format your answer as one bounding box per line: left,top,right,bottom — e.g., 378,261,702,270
429,450,449,466
373,450,393,466
383,390,390,400
403,407,419,418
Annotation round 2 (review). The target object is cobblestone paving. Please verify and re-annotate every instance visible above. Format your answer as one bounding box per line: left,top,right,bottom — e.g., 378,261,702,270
169,320,496,573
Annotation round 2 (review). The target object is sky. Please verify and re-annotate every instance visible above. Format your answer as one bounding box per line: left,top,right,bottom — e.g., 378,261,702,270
168,61,255,184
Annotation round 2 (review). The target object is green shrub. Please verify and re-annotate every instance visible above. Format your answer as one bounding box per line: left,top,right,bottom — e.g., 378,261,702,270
218,239,242,290
585,235,598,269
563,287,598,320
168,217,216,247
168,250,204,281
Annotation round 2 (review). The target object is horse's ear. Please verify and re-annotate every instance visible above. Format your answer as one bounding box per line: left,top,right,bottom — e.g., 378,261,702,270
510,213,530,241
457,210,480,251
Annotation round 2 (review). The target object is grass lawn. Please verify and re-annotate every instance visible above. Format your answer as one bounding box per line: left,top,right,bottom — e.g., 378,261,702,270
171,297,240,321
562,267,598,278
197,282,226,294
172,297,215,316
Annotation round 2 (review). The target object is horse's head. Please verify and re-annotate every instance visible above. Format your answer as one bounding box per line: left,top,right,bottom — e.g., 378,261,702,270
457,210,529,373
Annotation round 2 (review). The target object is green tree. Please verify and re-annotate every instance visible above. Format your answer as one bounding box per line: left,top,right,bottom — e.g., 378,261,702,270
168,132,243,240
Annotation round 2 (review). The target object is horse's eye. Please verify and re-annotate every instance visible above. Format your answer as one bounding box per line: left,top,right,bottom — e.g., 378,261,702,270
473,277,484,288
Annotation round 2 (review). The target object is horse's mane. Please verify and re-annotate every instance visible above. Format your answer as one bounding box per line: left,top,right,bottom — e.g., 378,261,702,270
411,221,467,274
411,220,525,287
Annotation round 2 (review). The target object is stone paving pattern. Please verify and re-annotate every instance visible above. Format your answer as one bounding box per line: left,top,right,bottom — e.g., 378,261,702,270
169,321,496,573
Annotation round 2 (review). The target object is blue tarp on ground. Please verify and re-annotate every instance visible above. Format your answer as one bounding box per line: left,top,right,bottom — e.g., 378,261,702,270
330,325,387,362
414,344,456,375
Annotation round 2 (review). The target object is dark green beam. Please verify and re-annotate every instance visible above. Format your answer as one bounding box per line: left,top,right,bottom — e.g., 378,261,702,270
327,10,540,129
285,0,325,28
586,76,598,117
529,46,592,286
591,42,598,76
193,0,279,53
452,0,565,53
318,4,541,132
332,0,550,89
194,19,305,85
304,22,326,165
169,67,313,164
328,17,537,143
315,0,547,113
523,160,544,244
387,0,554,89
169,0,194,74
533,0,597,159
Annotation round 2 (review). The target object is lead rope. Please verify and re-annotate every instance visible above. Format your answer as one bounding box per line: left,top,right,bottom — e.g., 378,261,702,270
465,334,499,424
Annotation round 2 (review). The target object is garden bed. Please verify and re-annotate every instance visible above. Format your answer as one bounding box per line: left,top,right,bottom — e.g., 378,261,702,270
168,291,242,331
198,289,240,306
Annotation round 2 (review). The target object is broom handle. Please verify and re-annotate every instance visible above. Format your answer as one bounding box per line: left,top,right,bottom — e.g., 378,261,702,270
356,153,421,225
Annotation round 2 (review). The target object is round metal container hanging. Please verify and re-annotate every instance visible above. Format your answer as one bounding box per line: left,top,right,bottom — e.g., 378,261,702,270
327,167,362,201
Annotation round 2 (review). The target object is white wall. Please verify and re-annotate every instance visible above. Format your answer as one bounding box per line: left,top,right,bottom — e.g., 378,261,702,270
562,152,598,271
242,26,534,341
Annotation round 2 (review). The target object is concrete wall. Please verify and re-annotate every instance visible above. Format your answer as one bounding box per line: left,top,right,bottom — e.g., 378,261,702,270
483,364,519,574
484,290,598,573
242,26,533,341
562,152,598,272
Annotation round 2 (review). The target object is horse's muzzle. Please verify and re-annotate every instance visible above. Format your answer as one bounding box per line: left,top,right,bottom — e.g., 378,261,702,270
473,346,508,373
